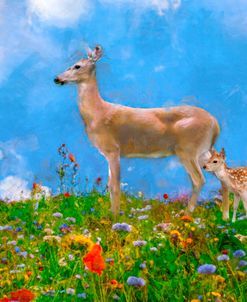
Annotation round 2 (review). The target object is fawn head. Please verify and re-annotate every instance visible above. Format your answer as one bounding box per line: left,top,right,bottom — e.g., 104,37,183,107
203,148,226,172
54,45,103,85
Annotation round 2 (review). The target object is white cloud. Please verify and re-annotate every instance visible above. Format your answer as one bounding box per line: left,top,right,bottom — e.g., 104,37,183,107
166,158,181,171
201,0,247,36
0,136,38,179
154,65,165,72
100,0,181,15
0,176,31,202
28,0,91,27
0,176,51,202
0,2,63,83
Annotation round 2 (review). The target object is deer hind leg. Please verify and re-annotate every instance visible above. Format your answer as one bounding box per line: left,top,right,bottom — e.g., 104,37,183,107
221,181,229,220
105,152,121,216
232,194,240,222
180,156,205,212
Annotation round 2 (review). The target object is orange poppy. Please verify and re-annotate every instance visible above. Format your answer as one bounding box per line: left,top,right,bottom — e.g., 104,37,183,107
69,153,76,162
83,244,106,276
10,289,35,302
180,215,193,222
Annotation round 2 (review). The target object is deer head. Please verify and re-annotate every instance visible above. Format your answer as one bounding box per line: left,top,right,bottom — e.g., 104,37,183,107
54,45,103,85
203,148,226,172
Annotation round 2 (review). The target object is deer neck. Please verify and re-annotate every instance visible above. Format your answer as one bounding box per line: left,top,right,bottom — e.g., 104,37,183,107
77,77,104,127
214,164,229,183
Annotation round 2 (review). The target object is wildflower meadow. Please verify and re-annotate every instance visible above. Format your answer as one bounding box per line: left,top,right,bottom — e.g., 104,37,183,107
0,146,246,302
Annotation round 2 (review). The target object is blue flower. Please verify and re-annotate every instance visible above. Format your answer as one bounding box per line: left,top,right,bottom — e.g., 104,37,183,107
15,227,22,232
127,276,146,286
197,264,216,274
237,260,247,268
90,208,95,212
217,255,230,261
112,223,131,232
15,246,21,253
233,250,246,258
77,293,86,299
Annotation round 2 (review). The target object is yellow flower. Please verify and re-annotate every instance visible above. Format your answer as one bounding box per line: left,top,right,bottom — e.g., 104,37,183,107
170,230,181,237
62,234,94,249
211,292,221,297
191,227,196,231
191,300,200,302
98,197,104,203
213,275,225,283
213,237,219,242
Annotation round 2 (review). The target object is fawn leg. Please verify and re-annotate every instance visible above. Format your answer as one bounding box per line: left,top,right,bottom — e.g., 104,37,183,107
232,194,240,223
221,181,229,220
106,152,120,216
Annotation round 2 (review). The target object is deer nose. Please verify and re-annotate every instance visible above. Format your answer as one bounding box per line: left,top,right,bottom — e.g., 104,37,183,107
203,165,207,169
54,77,60,84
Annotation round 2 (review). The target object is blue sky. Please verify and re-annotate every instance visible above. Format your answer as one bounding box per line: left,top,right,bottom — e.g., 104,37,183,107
1,0,247,200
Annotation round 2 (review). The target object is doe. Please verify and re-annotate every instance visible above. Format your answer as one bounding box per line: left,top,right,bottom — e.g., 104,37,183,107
54,45,221,216
203,148,247,222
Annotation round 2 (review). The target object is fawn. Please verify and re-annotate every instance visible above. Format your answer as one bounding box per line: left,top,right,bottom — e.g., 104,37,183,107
203,148,247,222
54,45,220,215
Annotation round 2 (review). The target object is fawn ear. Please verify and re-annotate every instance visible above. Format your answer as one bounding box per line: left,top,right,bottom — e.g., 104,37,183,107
220,148,226,159
89,45,103,62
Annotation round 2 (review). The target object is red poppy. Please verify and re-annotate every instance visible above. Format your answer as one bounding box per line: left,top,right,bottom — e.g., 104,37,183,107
222,249,229,255
0,298,11,302
163,193,169,200
10,289,35,302
32,183,39,190
96,177,102,185
83,244,106,276
64,192,71,198
69,153,76,163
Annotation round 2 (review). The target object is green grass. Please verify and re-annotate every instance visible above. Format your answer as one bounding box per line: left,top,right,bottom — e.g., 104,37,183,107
0,193,246,302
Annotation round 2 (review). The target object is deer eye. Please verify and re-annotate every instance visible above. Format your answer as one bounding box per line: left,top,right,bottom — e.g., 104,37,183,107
213,160,218,163
74,65,81,69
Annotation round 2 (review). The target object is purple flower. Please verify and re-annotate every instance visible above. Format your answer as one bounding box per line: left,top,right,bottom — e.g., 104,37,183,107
19,251,28,258
237,260,247,268
112,223,131,232
127,276,146,286
133,240,147,247
150,247,158,251
233,250,246,258
139,263,146,269
197,264,216,274
217,255,229,261
138,215,148,221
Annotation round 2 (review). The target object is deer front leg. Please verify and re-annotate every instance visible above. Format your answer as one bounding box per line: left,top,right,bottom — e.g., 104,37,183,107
221,181,229,220
106,152,120,216
232,194,240,223
180,157,205,212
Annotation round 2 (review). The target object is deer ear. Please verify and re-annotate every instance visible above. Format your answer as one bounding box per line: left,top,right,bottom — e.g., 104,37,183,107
220,148,226,159
210,147,216,155
90,45,103,62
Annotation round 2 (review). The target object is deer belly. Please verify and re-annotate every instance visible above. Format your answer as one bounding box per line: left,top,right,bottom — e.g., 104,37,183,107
123,151,172,158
